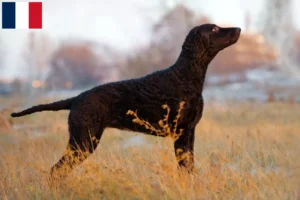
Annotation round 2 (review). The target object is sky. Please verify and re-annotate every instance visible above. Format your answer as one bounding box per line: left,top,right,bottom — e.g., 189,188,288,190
0,0,300,78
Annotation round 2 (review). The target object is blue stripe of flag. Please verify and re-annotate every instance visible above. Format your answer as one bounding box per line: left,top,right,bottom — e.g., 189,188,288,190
2,2,16,29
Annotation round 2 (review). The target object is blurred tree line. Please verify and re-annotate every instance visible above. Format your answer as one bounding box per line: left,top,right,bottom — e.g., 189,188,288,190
2,2,300,95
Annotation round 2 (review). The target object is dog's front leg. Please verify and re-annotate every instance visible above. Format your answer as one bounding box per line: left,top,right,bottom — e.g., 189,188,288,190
174,128,195,173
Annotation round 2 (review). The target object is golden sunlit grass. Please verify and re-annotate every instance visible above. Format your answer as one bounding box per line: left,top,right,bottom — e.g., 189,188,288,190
0,97,299,199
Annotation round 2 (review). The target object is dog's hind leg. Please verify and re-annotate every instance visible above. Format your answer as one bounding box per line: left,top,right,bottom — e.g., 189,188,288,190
50,112,105,181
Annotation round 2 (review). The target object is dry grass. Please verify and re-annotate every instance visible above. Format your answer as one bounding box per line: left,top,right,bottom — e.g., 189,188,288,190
0,97,299,200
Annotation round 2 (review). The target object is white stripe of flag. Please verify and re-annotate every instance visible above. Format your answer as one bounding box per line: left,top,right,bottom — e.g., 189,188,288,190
16,2,29,29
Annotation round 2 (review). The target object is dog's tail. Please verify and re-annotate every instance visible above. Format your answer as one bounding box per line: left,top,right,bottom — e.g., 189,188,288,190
11,97,75,118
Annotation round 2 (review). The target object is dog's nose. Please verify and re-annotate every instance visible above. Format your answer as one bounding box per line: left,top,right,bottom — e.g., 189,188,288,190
234,28,241,37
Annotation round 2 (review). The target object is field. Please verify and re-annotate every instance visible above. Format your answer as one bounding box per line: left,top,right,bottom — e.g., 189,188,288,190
0,97,299,199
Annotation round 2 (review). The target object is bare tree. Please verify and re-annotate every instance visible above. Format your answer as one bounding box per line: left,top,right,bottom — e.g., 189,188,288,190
0,36,5,72
22,32,55,96
260,0,300,78
121,3,197,79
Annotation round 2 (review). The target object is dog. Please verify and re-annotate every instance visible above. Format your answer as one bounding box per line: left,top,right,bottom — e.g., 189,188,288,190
11,24,241,179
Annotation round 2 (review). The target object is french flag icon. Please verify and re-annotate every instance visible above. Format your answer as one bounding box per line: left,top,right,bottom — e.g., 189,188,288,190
2,2,42,29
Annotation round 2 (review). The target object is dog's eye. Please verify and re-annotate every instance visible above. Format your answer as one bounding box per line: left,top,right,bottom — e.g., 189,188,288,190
212,27,219,32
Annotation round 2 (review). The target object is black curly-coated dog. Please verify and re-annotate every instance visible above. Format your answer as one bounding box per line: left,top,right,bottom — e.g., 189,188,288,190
11,24,241,179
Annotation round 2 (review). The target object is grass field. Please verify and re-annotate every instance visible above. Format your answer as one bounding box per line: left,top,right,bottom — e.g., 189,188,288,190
0,97,299,199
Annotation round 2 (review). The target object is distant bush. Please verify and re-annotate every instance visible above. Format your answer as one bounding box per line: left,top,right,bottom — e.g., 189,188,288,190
46,41,116,90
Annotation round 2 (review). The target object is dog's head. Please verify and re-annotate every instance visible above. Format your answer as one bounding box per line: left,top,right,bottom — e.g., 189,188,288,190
183,24,241,57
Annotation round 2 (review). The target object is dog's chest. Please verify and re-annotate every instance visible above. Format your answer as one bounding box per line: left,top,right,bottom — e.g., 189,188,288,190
158,85,204,126
183,95,204,123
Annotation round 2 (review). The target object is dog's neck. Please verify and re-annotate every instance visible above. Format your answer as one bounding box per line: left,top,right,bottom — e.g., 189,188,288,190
170,48,217,91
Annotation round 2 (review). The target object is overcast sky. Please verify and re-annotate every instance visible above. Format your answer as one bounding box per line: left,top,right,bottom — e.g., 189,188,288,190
0,0,299,78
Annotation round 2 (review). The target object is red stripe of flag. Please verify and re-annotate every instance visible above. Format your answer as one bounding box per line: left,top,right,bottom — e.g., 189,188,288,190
29,2,42,29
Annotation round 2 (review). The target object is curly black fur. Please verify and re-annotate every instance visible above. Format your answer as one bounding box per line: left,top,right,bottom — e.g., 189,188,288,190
11,24,241,179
